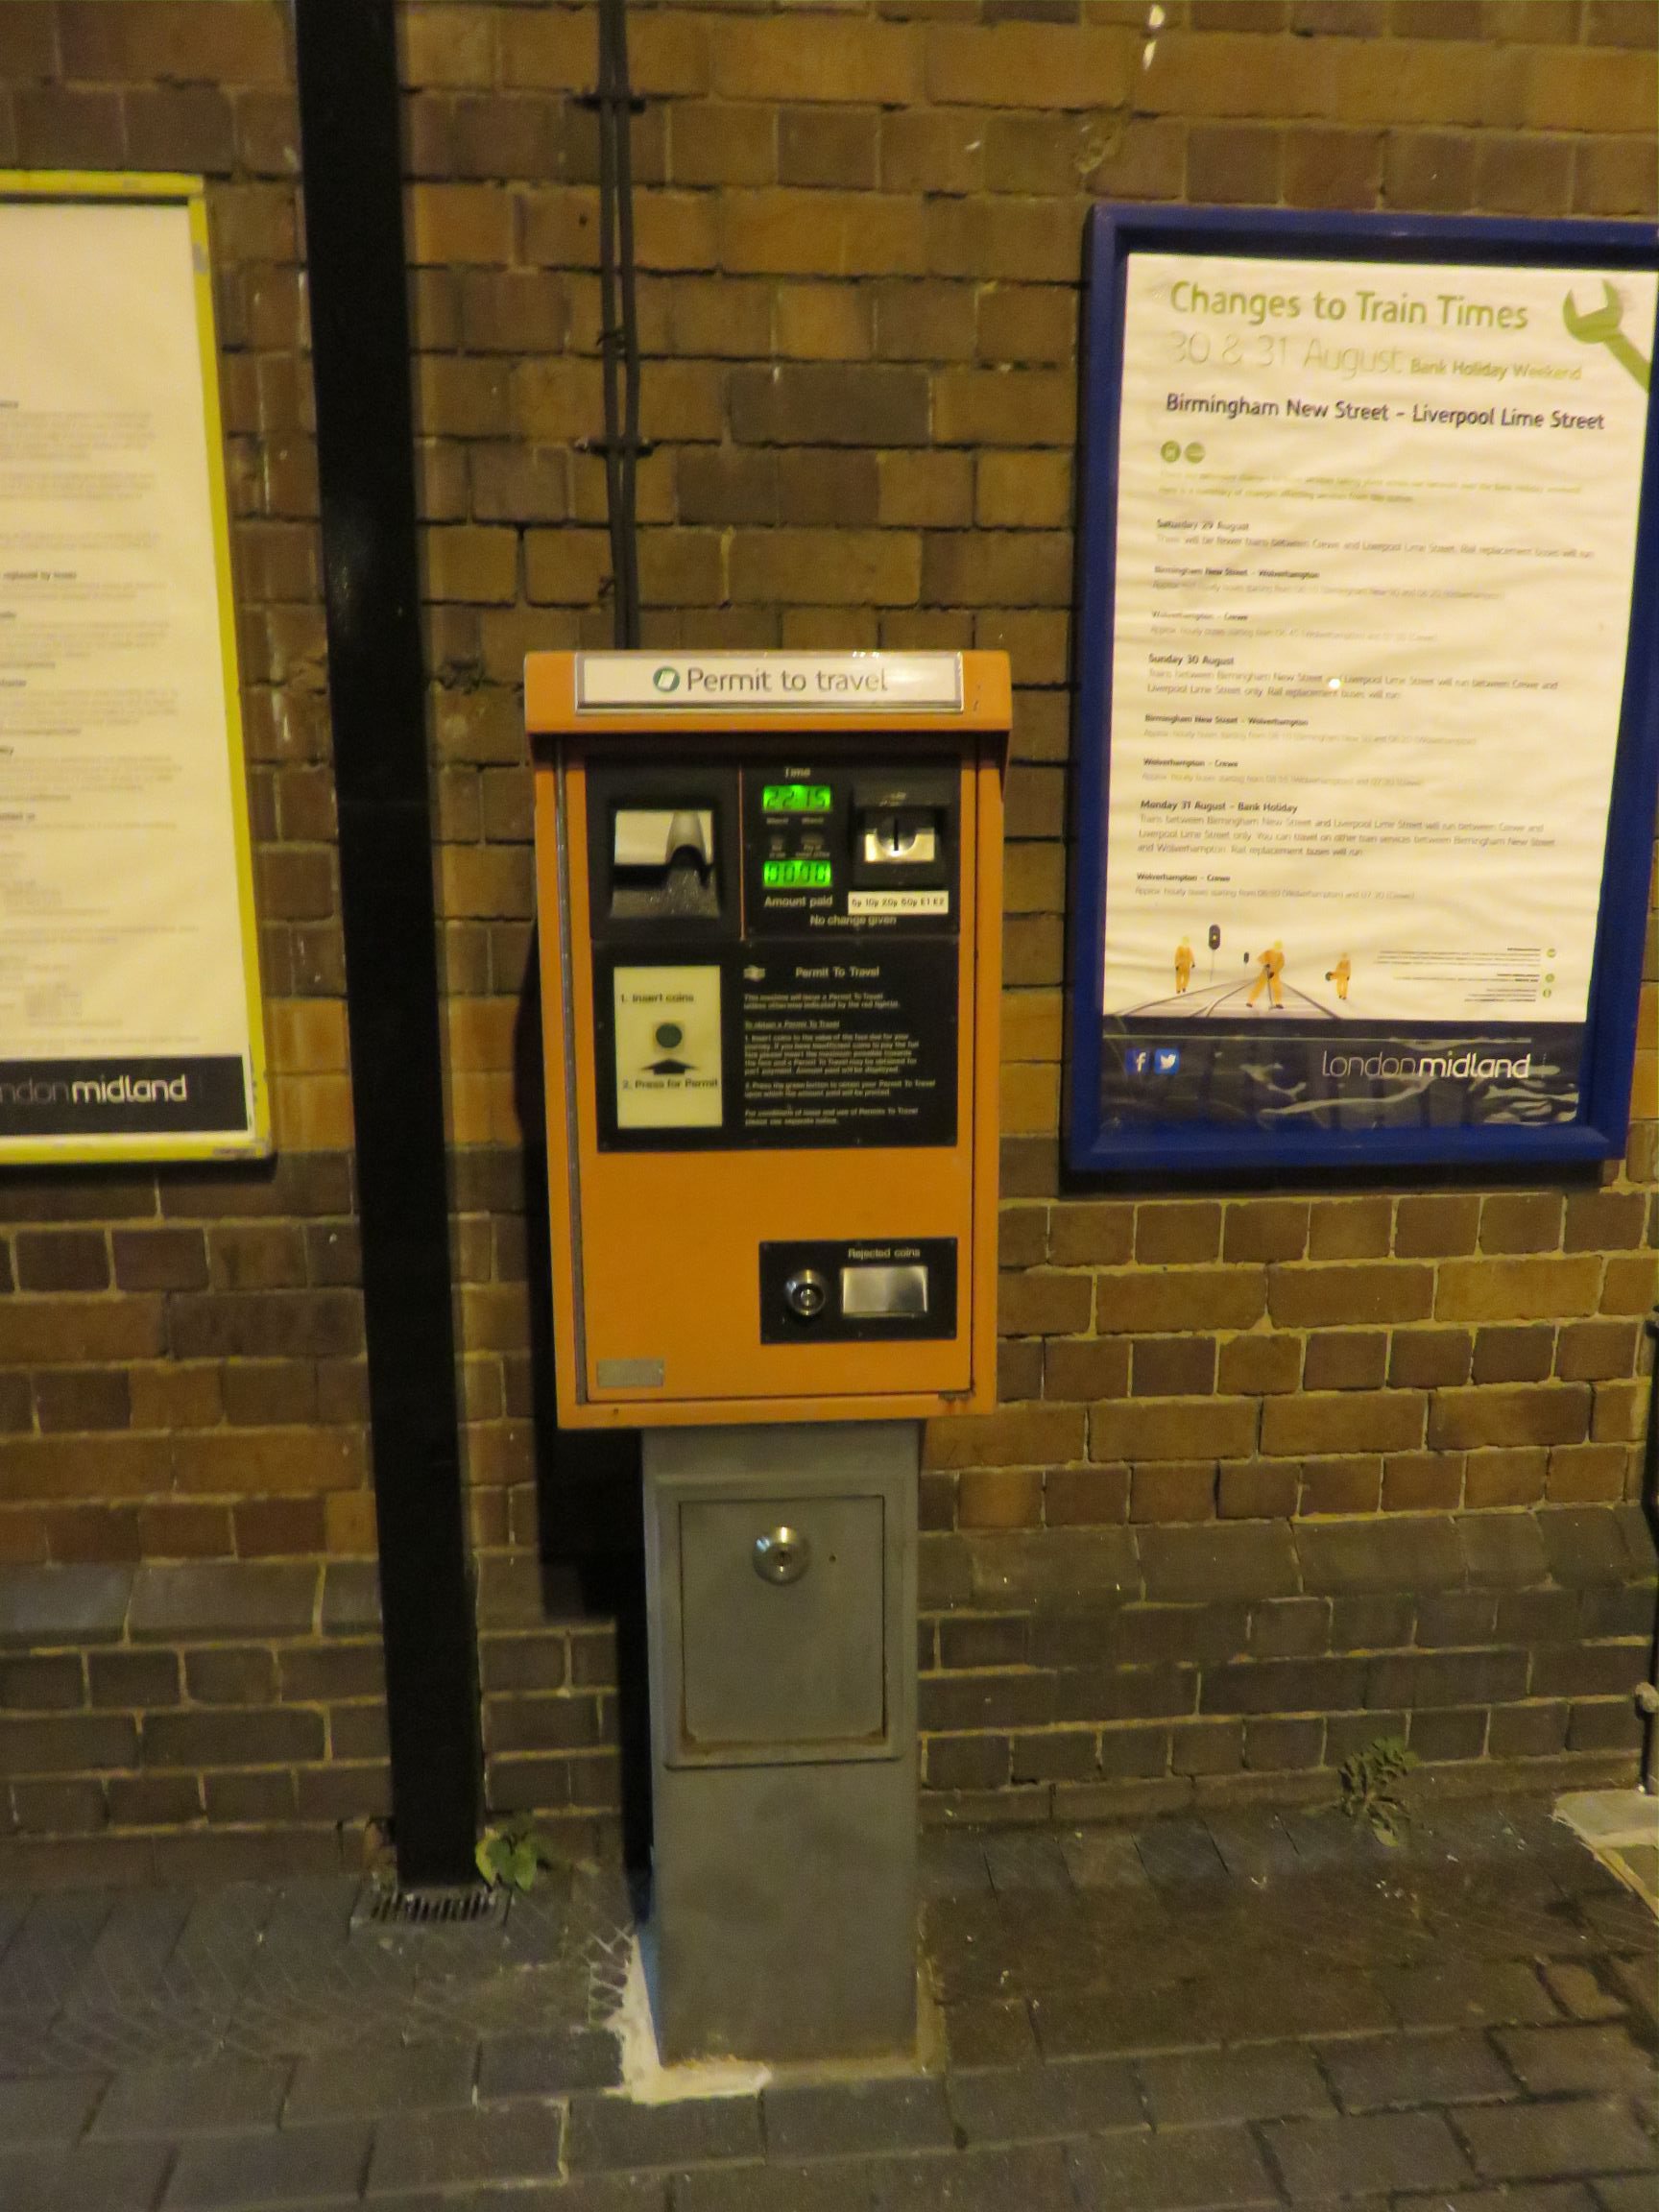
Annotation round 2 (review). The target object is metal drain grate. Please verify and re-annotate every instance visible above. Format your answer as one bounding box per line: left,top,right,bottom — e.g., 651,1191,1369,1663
354,1884,507,1931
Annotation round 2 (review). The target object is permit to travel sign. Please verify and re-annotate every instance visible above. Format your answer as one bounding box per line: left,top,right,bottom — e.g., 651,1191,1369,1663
1069,204,1659,1175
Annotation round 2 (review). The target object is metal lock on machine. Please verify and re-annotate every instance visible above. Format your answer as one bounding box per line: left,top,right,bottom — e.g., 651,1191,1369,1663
753,1525,811,1584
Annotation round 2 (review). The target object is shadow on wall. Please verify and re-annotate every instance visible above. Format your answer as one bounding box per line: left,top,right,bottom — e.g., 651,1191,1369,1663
514,936,653,1864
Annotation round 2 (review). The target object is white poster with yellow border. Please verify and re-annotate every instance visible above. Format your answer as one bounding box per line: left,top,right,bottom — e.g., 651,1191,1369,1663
0,172,267,1162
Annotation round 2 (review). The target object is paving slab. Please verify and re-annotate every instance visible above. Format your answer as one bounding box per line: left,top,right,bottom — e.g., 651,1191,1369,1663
365,2102,565,2193
0,2070,108,2144
164,2119,371,2206
939,1997,1037,2068
762,2075,955,2158
0,2137,172,2212
1316,2030,1519,2111
0,1791,1652,2208
1494,2023,1658,2097
91,2056,290,2138
284,2038,477,2119
1262,2108,1475,2197
1068,2121,1278,2208
946,2054,1141,2143
477,2025,621,2097
1138,2045,1333,2126
674,2141,1078,2210
1455,2096,1658,2180
566,2090,762,2174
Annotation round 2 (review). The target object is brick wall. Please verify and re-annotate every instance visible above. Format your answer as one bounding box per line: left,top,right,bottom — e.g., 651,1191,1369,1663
1,0,1655,1869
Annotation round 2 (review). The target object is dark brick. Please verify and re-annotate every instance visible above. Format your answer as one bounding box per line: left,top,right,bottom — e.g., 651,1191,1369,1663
1366,1650,1527,1709
922,1672,1054,1731
128,1564,317,1642
1487,1702,1570,1758
142,1709,324,1768
1250,1599,1330,1659
0,1714,136,1774
1303,1333,1386,1390
1331,1595,1418,1654
1530,1643,1647,1698
1138,1524,1299,1601
13,1232,108,1291
1389,1330,1472,1388
1201,1658,1368,1717
731,364,928,446
34,1371,131,1433
1296,1518,1463,1594
926,1735,1012,1791
1084,1729,1172,1787
12,1779,106,1835
183,1648,279,1706
322,1563,382,1634
87,1650,179,1709
204,1770,297,1824
1538,1506,1644,1585
1244,1716,1324,1769
1117,1604,1249,1666
938,1615,1029,1670
108,1773,202,1827
0,1655,84,1712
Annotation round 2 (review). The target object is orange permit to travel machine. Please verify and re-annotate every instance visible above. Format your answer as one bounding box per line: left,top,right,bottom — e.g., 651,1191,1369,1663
527,648,1008,1426
527,648,1009,2063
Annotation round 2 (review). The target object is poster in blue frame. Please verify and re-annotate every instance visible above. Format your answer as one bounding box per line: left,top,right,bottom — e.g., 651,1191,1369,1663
1069,205,1659,1178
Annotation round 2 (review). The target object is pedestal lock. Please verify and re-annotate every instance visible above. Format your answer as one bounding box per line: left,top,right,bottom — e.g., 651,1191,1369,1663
753,1526,810,1584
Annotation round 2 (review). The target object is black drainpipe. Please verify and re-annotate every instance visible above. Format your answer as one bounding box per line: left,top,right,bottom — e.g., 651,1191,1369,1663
293,0,480,1886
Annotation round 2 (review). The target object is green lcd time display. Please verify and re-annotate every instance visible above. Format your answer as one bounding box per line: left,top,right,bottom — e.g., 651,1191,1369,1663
762,858,832,889
761,783,831,814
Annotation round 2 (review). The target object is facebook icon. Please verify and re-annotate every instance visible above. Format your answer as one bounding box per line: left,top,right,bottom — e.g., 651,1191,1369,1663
1154,1047,1182,1076
1127,1048,1152,1076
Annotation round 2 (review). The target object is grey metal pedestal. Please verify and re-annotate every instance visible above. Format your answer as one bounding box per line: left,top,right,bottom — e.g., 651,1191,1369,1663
640,1422,919,2065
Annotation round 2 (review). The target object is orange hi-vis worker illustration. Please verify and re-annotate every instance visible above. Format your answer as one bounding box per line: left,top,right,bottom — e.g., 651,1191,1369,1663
1327,953,1352,1001
1174,938,1193,994
1247,941,1286,1009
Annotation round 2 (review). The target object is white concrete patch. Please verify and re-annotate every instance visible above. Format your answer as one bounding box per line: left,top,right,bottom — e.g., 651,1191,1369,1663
1554,1789,1659,1852
612,1932,771,2105
1554,1788,1659,1913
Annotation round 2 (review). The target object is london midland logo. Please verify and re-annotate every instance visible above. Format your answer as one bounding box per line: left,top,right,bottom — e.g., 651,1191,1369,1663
652,665,681,693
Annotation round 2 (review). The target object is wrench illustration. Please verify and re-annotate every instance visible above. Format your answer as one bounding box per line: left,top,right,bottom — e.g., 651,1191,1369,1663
1561,279,1651,392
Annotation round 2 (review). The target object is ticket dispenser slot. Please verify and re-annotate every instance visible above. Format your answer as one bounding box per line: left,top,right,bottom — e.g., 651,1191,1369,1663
588,763,737,934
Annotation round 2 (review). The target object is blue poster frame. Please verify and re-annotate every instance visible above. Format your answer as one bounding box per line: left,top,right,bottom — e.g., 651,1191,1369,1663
1069,204,1659,1178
